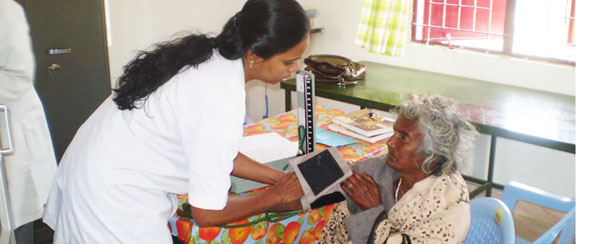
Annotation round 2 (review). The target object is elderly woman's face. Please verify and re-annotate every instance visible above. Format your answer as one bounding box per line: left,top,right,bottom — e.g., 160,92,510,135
385,114,425,174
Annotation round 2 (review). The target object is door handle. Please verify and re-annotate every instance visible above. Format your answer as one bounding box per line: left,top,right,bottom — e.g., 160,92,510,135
47,64,61,76
46,48,72,55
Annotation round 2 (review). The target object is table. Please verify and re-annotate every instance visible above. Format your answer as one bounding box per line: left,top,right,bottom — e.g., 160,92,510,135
281,61,575,196
169,106,388,244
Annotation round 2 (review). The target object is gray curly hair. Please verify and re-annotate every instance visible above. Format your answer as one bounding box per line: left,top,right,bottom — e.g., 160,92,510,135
395,94,479,175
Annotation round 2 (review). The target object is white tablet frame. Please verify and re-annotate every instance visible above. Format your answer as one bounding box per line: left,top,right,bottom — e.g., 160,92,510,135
288,148,353,209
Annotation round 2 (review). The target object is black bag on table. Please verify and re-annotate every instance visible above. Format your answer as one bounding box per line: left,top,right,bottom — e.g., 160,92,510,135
304,54,366,86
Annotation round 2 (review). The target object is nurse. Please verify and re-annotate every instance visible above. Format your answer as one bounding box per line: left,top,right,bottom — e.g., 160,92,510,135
42,0,310,243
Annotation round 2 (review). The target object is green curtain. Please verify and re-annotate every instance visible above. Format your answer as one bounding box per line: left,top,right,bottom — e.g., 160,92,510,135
355,0,411,56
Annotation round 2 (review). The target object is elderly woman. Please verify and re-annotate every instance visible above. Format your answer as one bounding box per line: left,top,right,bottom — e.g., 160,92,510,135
321,94,479,244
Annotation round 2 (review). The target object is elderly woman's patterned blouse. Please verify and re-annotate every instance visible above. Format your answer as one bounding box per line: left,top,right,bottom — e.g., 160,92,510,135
321,171,471,244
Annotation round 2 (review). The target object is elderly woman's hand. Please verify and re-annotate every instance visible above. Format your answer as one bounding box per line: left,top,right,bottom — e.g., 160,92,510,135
341,170,382,210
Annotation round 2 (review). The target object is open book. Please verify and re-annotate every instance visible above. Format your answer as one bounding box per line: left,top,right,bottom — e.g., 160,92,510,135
328,124,393,143
332,109,395,137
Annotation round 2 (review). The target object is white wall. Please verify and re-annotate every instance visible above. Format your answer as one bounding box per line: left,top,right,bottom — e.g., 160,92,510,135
107,0,272,124
106,0,245,87
105,0,575,197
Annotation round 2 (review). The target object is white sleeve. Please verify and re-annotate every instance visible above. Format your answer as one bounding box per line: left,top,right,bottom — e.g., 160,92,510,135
181,111,242,210
176,65,245,210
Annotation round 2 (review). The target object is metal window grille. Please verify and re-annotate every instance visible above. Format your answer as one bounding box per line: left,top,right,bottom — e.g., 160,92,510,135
412,0,576,64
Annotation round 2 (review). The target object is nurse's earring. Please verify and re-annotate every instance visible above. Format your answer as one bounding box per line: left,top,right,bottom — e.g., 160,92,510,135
249,59,255,69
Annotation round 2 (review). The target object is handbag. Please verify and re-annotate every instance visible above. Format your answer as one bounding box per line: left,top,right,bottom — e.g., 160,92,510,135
303,55,366,85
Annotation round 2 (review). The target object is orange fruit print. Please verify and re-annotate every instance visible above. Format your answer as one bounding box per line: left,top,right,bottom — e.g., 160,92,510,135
198,226,221,241
229,219,251,244
313,221,326,240
323,204,335,222
250,221,269,240
278,114,296,120
267,222,283,244
175,219,193,242
270,122,291,130
337,146,356,156
298,229,316,244
308,209,322,225
282,221,300,244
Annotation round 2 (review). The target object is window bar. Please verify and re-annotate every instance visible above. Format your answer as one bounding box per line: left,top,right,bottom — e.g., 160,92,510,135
564,0,571,44
411,35,494,41
502,0,516,55
426,0,433,45
457,0,462,32
442,0,447,30
472,0,477,32
413,0,574,64
429,2,489,10
486,0,493,52
568,0,576,44
415,0,426,41
412,23,504,36
544,0,552,58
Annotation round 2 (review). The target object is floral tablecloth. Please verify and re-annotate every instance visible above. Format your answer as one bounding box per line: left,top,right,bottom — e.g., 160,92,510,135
169,105,388,244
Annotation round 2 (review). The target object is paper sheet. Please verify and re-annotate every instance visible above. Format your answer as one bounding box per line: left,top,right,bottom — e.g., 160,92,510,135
238,132,298,164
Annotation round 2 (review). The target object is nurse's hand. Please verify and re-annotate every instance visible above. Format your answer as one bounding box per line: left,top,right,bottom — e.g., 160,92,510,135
272,172,304,205
269,199,302,212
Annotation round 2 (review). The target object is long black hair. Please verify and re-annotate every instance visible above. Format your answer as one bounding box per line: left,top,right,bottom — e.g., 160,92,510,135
113,0,310,110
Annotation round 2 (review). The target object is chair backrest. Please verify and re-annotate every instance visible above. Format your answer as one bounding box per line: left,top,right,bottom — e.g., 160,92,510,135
532,207,575,244
465,197,516,244
501,181,576,244
501,181,575,214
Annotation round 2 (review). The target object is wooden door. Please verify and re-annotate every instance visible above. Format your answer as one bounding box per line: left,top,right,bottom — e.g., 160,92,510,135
22,0,111,161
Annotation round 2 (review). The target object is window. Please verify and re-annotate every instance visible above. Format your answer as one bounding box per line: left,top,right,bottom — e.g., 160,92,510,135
412,0,576,64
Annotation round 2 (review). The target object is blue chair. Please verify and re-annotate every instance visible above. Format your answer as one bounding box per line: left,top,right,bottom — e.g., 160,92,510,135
533,207,576,244
465,197,516,244
501,181,576,244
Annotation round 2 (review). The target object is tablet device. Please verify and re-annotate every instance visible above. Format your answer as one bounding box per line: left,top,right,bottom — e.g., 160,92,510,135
288,148,353,209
